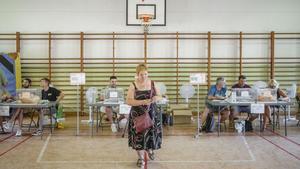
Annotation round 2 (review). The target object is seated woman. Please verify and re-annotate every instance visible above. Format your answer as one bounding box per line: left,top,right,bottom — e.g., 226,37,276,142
263,79,289,130
201,77,230,131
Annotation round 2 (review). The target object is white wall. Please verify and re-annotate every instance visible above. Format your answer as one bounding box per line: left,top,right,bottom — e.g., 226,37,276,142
0,0,299,63
0,0,299,33
0,0,299,112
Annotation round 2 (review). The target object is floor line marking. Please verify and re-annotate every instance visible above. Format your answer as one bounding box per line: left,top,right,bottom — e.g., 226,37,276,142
37,159,255,164
241,136,256,161
255,132,300,161
0,135,32,157
36,135,256,164
36,134,51,163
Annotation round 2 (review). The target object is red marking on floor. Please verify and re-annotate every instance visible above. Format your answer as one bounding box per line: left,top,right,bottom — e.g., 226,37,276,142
0,135,32,157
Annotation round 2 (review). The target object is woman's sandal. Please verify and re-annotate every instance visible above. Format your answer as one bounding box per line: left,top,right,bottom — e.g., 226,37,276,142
148,151,155,160
136,158,145,168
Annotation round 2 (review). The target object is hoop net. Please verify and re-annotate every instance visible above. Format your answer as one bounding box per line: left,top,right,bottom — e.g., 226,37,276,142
138,14,154,33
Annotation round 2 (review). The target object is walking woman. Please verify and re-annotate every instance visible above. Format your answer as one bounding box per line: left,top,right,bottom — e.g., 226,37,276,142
126,63,162,168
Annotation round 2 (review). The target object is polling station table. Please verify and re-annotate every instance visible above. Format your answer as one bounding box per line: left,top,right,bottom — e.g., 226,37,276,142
88,101,122,136
0,101,57,138
206,100,291,136
88,101,167,136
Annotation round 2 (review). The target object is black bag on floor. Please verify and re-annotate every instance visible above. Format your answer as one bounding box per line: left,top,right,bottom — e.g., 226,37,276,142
202,113,215,133
245,120,253,131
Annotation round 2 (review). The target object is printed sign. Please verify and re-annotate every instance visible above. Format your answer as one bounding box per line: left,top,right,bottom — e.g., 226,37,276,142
70,73,86,85
0,106,10,116
190,73,207,84
119,104,132,114
251,103,265,114
109,91,118,98
241,91,249,97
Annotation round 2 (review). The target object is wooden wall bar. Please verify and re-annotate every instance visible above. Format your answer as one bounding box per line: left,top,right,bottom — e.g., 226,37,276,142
270,31,275,79
80,32,84,113
239,32,242,75
16,32,20,53
48,32,52,79
176,32,179,104
0,32,298,113
207,32,211,88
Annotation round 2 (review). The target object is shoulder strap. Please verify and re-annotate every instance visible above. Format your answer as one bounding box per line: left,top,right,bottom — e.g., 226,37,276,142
132,82,137,90
150,80,156,98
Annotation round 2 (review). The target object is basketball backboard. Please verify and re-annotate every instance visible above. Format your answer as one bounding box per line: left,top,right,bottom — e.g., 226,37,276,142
126,0,166,26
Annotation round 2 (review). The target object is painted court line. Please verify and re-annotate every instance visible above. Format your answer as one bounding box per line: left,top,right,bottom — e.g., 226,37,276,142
0,133,14,143
36,135,255,164
38,159,256,164
255,132,300,161
241,136,256,161
36,134,51,163
266,128,300,147
38,159,255,164
0,135,32,157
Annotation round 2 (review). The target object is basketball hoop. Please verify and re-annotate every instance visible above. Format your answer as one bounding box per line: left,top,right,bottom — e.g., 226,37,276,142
138,14,154,33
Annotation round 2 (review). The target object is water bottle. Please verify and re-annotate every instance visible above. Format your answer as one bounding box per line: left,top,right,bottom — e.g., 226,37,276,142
231,91,237,102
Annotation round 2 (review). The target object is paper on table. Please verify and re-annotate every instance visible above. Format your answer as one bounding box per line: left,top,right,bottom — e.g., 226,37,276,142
109,91,118,98
241,91,249,97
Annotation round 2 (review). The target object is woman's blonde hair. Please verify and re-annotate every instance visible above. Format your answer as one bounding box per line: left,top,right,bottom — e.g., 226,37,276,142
268,79,279,89
136,63,148,74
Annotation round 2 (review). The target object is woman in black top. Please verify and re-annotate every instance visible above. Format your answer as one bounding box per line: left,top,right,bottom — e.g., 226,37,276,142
126,64,162,168
264,79,289,129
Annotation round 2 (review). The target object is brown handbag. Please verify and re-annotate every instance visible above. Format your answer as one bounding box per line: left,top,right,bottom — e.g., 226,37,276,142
133,82,154,133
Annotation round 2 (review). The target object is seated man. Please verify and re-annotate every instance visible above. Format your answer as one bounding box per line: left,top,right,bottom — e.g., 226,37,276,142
32,77,64,136
201,77,230,131
230,75,257,130
99,76,126,132
4,78,35,136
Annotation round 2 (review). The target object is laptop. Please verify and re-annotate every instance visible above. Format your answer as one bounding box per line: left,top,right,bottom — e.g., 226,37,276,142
104,88,124,103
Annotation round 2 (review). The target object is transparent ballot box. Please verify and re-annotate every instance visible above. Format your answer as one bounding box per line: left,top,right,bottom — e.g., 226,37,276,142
256,88,277,102
231,88,255,102
16,89,41,103
104,88,124,102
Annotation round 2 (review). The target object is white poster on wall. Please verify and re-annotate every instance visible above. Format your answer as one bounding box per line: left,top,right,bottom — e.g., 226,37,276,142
70,73,86,85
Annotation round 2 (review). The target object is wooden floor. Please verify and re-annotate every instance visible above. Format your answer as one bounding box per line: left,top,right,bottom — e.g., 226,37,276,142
0,116,300,169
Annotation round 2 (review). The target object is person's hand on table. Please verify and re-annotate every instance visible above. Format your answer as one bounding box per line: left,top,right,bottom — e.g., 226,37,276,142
216,96,227,100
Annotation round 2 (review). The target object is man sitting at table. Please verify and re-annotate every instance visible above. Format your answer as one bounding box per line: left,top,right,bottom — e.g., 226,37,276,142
3,78,38,136
230,75,258,131
32,77,64,136
201,77,230,132
99,76,126,132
